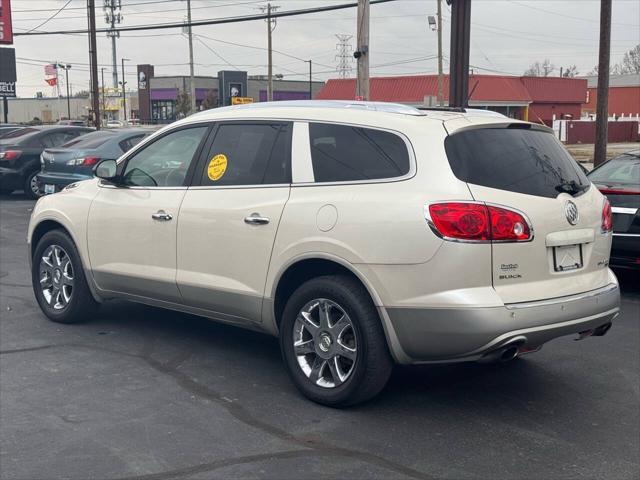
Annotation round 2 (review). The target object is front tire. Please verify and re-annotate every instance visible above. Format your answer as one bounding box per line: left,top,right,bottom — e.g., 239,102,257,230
31,230,97,324
24,170,44,199
280,275,393,407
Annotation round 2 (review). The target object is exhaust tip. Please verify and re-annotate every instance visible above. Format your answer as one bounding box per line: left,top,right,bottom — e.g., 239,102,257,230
500,345,519,362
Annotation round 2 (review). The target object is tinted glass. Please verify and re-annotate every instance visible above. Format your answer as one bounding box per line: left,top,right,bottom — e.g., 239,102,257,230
445,127,590,198
0,127,38,144
62,130,114,149
40,131,77,148
309,123,410,182
588,154,640,186
122,126,208,187
198,123,291,186
119,134,146,153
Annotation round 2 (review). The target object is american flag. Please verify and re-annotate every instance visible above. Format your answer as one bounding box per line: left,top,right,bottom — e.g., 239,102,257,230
44,64,57,76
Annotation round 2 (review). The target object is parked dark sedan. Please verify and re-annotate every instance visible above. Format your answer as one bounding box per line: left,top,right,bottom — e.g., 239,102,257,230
0,126,94,198
0,124,25,138
588,150,640,271
37,128,153,194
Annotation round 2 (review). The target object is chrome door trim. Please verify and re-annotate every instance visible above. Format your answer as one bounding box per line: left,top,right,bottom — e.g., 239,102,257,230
612,206,638,215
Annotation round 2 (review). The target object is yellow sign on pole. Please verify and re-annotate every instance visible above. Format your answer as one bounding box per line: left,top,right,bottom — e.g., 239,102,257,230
231,97,254,105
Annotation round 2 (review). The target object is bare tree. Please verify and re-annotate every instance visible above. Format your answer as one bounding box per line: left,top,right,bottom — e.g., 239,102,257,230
561,65,579,77
175,90,192,118
201,90,218,110
524,59,555,77
620,44,640,74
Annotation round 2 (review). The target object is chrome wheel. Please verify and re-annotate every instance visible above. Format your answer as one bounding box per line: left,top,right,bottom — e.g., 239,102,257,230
29,173,43,197
293,298,357,388
39,245,74,310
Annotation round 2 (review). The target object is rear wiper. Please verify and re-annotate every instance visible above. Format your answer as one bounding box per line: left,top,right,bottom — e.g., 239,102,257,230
555,180,588,195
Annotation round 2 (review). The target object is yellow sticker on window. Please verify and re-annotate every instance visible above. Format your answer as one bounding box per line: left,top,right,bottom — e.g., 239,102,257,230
207,154,228,181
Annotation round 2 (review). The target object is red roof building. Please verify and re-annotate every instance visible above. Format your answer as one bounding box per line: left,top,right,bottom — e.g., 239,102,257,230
315,74,587,126
581,74,640,118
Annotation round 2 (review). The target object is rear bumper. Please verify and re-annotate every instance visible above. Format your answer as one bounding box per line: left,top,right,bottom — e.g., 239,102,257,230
610,233,640,270
36,172,91,192
385,282,620,364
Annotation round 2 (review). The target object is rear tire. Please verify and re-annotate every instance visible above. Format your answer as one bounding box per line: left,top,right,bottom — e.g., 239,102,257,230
280,275,393,407
24,170,43,199
31,230,98,324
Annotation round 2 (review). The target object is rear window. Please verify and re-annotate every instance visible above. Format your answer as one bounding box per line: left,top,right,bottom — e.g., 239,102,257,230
62,130,114,149
445,127,589,198
309,123,410,183
588,154,640,186
0,127,38,143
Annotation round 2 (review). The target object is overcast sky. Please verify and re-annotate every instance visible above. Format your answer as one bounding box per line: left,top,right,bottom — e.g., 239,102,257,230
8,0,640,97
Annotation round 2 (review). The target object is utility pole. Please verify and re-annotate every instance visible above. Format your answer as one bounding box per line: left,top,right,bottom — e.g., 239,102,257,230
305,60,312,99
87,0,101,129
186,0,196,113
121,58,129,122
104,0,122,89
355,0,370,100
262,3,279,102
437,0,444,106
594,0,612,168
448,0,472,108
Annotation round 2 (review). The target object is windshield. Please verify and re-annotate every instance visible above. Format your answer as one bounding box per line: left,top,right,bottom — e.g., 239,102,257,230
588,154,640,186
61,130,114,149
445,127,590,198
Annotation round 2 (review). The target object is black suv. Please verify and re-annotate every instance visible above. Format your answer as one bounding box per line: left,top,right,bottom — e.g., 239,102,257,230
0,126,93,199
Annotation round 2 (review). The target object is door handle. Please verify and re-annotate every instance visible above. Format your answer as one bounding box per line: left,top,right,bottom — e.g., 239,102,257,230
244,213,270,225
151,210,173,221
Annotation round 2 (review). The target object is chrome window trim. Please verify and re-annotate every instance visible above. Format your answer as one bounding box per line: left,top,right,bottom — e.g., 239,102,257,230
187,184,290,191
422,199,535,244
612,232,639,237
611,206,638,215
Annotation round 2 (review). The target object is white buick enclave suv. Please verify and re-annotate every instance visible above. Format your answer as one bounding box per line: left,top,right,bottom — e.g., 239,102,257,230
28,101,620,406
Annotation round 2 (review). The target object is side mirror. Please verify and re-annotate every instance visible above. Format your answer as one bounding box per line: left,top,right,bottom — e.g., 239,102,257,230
94,159,118,183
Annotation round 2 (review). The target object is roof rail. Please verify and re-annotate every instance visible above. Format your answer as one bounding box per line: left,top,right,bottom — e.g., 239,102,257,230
202,100,427,116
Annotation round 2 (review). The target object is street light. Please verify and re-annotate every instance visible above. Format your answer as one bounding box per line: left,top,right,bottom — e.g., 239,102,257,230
57,63,72,119
119,58,130,122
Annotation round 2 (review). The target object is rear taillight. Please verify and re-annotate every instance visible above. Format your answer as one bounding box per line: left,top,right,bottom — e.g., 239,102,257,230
66,156,101,166
0,150,22,161
80,156,101,167
426,202,532,242
601,198,613,233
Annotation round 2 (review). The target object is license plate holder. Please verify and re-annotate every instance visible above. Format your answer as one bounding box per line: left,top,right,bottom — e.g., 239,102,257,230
44,184,55,195
553,244,583,272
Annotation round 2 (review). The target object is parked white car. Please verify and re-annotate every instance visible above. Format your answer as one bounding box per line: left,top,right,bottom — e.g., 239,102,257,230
28,101,620,406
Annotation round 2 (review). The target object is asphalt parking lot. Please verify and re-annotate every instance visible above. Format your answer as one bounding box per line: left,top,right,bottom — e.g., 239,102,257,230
1,193,638,480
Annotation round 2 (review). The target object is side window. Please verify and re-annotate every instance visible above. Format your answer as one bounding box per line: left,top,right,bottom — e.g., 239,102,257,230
198,123,291,186
119,134,146,153
122,126,208,187
309,123,410,183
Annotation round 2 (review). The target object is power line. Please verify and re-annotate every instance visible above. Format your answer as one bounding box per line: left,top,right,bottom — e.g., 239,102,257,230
24,0,73,33
13,0,397,36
